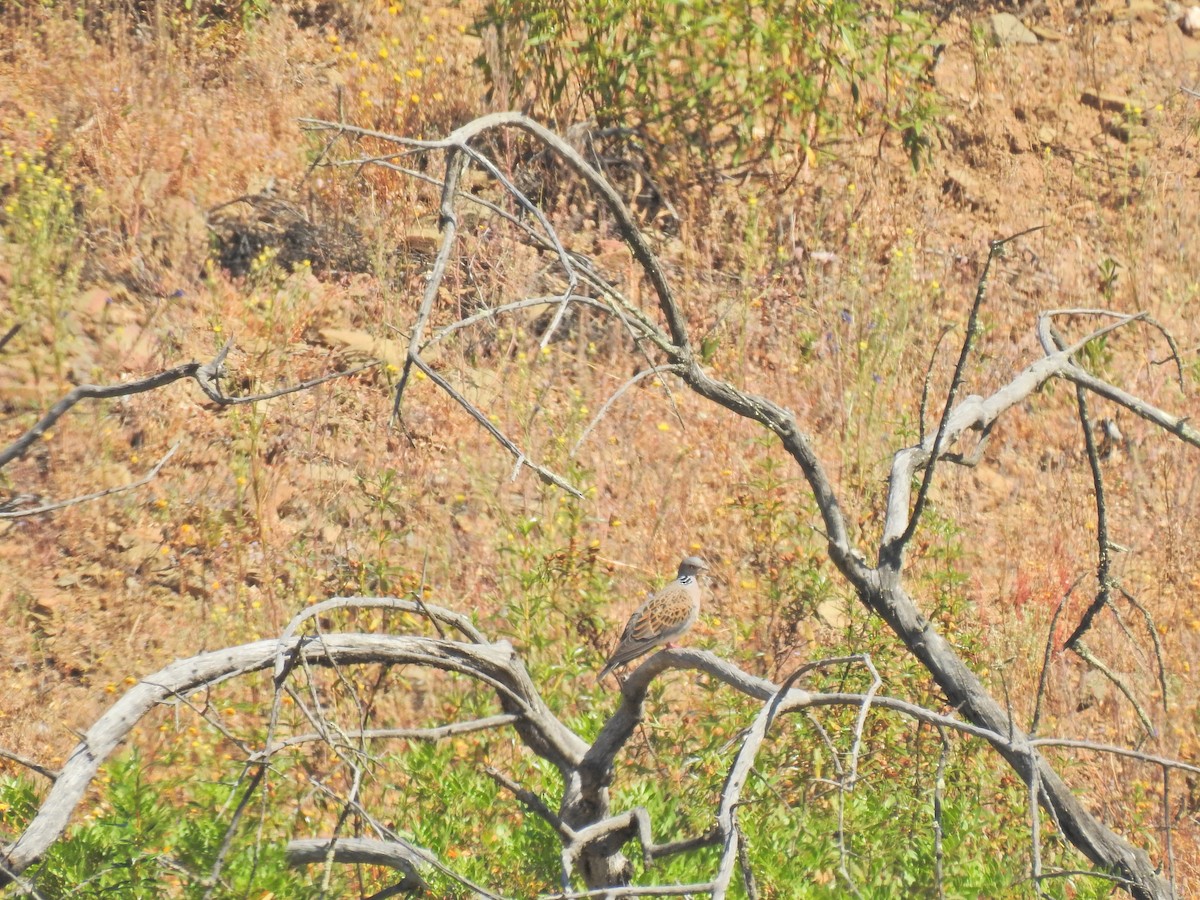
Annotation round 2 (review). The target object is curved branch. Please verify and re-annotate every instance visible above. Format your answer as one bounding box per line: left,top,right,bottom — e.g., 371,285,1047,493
249,716,520,762
711,683,808,900
0,632,583,884
301,113,687,349
285,837,426,894
424,295,613,351
0,362,201,470
0,748,58,782
1059,365,1200,448
5,620,1192,897
571,365,686,456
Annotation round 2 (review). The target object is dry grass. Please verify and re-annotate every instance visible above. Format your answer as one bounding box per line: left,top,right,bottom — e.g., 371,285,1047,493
1,0,1200,891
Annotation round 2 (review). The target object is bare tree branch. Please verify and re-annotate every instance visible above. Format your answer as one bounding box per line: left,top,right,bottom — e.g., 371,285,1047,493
0,343,377,472
200,762,266,899
1031,576,1084,736
0,632,571,883
338,112,1179,894
0,323,21,354
1,361,205,470
285,837,426,894
0,747,59,782
248,717,520,762
303,769,509,899
5,602,1196,897
0,439,182,519
1071,641,1155,737
893,228,1045,556
571,365,686,456
18,112,1186,899
932,725,949,900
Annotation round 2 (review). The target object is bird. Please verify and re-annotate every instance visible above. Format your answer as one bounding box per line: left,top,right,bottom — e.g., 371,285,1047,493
598,556,708,680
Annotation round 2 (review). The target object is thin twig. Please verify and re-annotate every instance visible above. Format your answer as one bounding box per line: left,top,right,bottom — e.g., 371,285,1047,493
200,763,266,900
1036,308,1186,390
0,363,200,470
1028,743,1044,896
305,774,511,900
485,765,568,835
0,748,58,782
932,726,948,900
1053,321,1113,651
571,365,685,456
540,885,716,899
1031,576,1085,736
0,439,182,519
890,225,1045,559
1117,587,1170,721
413,355,582,496
390,146,467,427
1026,738,1200,775
1071,641,1155,736
919,324,955,443
251,717,519,761
0,323,21,354
0,348,375,471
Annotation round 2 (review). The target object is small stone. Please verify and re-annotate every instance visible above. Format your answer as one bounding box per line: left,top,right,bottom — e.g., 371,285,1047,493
1179,5,1200,34
942,165,993,210
1030,24,1068,40
1080,91,1145,120
987,12,1039,44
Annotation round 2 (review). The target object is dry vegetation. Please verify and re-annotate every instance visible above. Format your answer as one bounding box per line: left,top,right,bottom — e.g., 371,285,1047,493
1,0,1200,896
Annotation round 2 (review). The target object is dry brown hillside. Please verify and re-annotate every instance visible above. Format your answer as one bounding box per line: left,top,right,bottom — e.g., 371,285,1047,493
1,0,1199,896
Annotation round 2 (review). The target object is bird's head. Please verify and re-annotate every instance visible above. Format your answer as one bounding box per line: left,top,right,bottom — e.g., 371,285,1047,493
678,556,709,577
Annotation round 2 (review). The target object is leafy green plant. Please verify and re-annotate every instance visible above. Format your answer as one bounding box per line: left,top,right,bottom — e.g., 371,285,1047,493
473,0,939,176
1,751,323,899
1096,256,1121,299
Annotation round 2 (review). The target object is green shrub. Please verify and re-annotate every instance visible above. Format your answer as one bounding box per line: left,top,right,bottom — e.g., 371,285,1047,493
473,0,939,176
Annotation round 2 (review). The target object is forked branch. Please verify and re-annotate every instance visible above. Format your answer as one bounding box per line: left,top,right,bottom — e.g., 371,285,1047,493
297,112,1193,898
3,599,1195,896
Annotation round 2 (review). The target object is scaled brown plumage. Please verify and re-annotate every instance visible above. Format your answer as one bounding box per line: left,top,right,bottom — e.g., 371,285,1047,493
598,556,708,680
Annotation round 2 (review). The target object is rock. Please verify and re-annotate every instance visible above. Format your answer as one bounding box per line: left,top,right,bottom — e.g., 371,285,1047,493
1081,90,1146,119
317,327,405,368
401,227,442,256
987,12,1039,45
942,165,993,210
1030,24,1068,40
815,598,852,630
1005,123,1029,153
1178,5,1200,34
1104,118,1152,147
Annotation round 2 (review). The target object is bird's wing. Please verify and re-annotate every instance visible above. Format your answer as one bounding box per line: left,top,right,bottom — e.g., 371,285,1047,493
628,584,693,643
600,583,698,678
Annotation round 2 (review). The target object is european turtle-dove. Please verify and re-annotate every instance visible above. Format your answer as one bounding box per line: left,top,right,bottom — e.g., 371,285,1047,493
598,556,708,680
